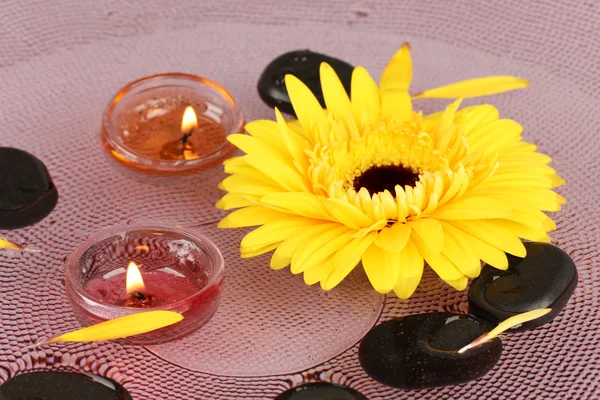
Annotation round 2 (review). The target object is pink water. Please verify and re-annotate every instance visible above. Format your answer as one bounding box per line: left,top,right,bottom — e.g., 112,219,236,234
85,270,200,307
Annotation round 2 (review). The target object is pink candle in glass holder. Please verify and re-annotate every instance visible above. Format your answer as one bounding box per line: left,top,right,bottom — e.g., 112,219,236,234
65,225,224,345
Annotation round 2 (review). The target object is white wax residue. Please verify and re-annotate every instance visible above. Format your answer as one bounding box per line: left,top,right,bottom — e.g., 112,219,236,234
145,107,169,120
204,103,223,123
161,267,186,278
103,267,126,280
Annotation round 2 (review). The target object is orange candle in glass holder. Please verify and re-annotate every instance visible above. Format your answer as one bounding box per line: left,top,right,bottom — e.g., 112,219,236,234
101,73,244,174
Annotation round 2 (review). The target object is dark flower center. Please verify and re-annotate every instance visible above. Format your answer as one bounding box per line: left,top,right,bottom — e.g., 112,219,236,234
353,165,420,195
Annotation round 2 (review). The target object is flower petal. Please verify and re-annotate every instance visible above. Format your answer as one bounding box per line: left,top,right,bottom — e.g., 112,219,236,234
291,226,354,274
216,193,259,210
374,223,411,253
260,192,331,220
241,242,281,258
245,119,288,154
270,222,338,270
492,219,550,242
393,274,422,299
0,238,27,251
381,89,412,122
219,175,281,196
244,154,309,192
393,239,424,298
445,276,469,291
218,206,291,228
321,232,378,290
323,198,373,230
468,186,562,212
321,62,352,118
380,43,413,122
439,221,481,278
408,218,444,254
413,76,529,99
285,74,328,142
450,220,526,257
275,108,309,171
411,231,465,281
303,254,337,285
37,311,183,345
241,217,318,249
432,196,513,220
353,220,388,238
460,105,500,135
380,43,413,91
351,66,380,131
468,119,523,153
362,244,402,293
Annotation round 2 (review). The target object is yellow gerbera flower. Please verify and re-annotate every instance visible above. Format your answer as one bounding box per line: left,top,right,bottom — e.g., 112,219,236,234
217,43,565,298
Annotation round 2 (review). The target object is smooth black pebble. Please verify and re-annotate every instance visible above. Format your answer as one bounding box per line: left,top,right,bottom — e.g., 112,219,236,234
358,313,502,389
0,147,58,229
257,50,354,116
0,371,132,400
469,242,578,331
276,382,368,400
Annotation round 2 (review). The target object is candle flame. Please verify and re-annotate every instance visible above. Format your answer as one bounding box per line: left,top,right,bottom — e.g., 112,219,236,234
181,106,198,133
126,261,145,294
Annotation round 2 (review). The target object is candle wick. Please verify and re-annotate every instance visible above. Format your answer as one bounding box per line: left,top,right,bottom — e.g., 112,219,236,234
180,129,194,144
131,291,146,300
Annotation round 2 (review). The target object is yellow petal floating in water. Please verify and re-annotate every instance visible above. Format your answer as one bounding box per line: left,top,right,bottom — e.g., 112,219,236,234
0,238,39,252
487,308,552,339
413,76,530,99
34,311,183,347
458,308,551,354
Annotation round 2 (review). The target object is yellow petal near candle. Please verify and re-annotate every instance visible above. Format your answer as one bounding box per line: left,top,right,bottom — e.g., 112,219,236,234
486,308,551,339
36,310,183,346
0,237,39,252
458,308,551,354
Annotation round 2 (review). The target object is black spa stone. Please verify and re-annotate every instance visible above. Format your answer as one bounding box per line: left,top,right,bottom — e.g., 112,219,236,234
0,371,132,400
0,147,58,229
276,382,368,400
469,241,578,331
257,50,354,116
358,313,502,389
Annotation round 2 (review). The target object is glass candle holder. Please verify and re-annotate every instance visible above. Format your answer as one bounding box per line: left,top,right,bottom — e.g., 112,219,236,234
65,224,224,345
101,73,244,174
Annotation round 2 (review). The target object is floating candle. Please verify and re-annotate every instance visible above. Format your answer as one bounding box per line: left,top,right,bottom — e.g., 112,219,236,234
101,73,244,174
65,225,224,344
